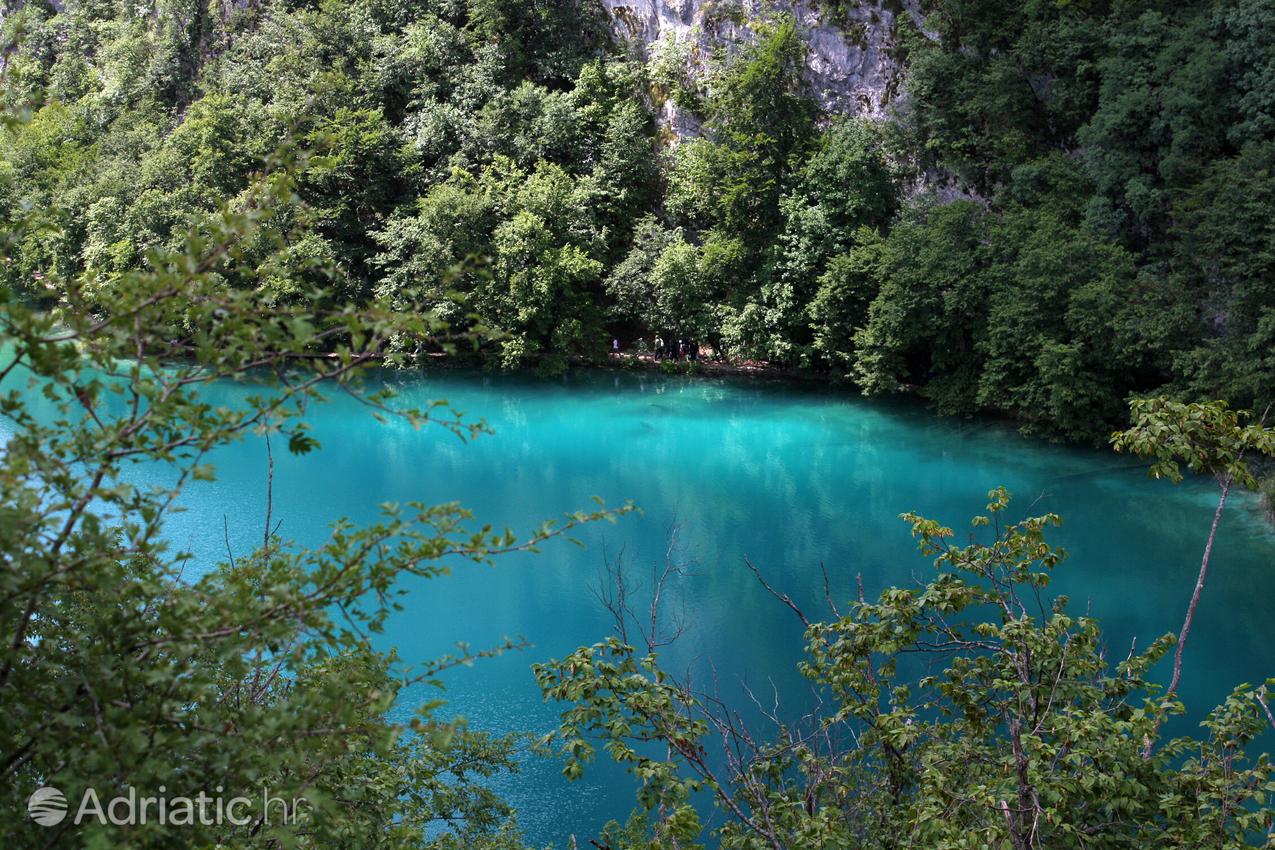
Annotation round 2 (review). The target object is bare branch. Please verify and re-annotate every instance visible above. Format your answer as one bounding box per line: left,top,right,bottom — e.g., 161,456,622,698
744,556,809,628
263,431,275,552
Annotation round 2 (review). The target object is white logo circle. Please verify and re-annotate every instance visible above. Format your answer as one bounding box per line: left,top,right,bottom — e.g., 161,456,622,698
27,787,67,827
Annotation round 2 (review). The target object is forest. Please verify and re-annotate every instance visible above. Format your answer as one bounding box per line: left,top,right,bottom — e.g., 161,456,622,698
2,1,1275,848
2,0,1272,442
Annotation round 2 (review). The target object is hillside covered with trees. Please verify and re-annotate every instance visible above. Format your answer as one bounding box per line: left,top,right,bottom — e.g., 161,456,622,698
2,0,1273,440
3,2,1275,849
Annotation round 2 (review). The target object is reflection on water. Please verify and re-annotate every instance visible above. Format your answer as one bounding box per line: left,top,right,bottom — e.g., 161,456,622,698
29,368,1275,845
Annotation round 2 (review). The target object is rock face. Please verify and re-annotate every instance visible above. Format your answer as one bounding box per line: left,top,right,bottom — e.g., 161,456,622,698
602,0,918,126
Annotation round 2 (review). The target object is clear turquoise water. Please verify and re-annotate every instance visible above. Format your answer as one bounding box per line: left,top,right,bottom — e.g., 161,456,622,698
39,368,1275,843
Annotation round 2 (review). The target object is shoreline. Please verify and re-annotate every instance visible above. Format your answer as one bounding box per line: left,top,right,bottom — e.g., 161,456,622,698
411,349,838,384
597,351,832,383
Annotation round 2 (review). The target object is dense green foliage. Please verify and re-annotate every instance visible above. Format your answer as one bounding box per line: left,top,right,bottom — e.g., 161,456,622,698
539,489,1275,849
3,0,1271,439
1,0,637,370
889,0,1275,438
2,5,1274,847
1,0,1274,846
0,166,628,848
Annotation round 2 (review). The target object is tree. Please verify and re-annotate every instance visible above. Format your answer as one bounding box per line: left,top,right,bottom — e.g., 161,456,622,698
852,200,990,412
808,228,883,375
758,120,897,366
464,0,610,87
0,165,625,848
538,489,1275,849
1112,398,1275,699
6,0,1275,443
664,16,818,237
976,195,1141,441
707,16,817,200
1170,139,1275,409
603,215,682,331
904,0,1105,192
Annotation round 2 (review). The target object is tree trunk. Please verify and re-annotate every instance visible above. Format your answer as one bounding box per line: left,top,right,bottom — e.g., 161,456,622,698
1166,476,1231,697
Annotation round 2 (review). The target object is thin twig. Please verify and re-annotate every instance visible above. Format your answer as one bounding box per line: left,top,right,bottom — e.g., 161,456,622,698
744,556,809,628
263,431,275,552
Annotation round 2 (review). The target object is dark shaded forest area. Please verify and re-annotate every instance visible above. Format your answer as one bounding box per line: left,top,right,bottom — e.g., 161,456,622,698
3,0,1272,441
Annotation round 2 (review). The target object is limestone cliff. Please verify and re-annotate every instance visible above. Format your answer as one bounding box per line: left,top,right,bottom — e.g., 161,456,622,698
601,0,927,130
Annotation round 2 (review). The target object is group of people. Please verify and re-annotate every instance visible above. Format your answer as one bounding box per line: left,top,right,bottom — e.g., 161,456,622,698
612,335,722,362
651,335,701,362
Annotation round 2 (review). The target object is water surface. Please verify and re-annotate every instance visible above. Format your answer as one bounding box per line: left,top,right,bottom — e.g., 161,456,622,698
92,369,1275,842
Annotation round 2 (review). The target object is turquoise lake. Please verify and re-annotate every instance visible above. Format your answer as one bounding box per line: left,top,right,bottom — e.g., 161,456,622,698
105,369,1275,843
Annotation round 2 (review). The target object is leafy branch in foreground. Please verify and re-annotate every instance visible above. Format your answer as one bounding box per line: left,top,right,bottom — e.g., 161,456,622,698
1113,398,1275,700
0,165,630,849
538,489,1275,850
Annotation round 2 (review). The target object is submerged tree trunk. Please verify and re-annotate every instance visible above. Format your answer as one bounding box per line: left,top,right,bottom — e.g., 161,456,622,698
1166,475,1232,697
